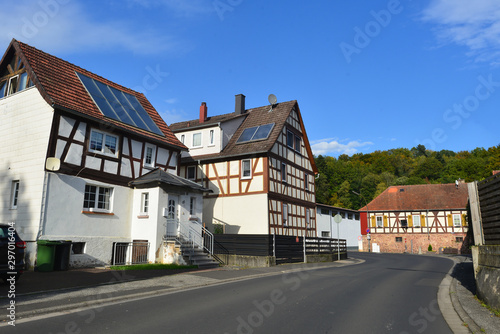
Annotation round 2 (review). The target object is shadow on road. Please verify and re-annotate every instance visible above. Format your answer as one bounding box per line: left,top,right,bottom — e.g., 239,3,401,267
450,259,476,295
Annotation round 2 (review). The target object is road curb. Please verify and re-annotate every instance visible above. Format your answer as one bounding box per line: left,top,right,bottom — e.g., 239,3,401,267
438,257,471,334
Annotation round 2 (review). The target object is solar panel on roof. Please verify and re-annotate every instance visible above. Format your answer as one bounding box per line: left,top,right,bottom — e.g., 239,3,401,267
236,123,274,143
76,72,164,136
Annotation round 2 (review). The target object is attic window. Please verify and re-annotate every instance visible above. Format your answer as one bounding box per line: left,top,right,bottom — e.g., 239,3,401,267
0,55,33,98
76,72,164,136
399,188,405,192
236,123,275,144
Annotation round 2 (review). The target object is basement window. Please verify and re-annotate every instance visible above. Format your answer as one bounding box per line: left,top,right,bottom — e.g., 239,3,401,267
456,237,464,243
72,242,85,254
395,237,403,242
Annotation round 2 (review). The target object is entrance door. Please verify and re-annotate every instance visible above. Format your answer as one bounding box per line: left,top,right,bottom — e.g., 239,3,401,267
167,196,179,220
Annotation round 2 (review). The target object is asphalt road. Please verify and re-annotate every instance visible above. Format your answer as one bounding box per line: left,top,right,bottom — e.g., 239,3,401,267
3,253,455,334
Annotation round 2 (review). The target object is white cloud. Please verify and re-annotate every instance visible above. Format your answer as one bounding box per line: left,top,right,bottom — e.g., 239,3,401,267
161,108,189,125
421,0,500,65
0,0,184,55
311,139,373,156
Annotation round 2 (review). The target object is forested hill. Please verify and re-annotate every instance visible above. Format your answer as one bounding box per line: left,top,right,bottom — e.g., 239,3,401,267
314,145,500,210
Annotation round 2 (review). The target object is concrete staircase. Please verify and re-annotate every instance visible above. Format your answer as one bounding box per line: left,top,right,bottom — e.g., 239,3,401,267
180,242,220,269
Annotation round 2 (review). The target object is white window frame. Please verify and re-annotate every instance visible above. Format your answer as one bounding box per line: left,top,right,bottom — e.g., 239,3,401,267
187,166,196,180
453,214,461,227
167,199,176,220
376,216,383,227
412,214,421,227
141,192,149,215
283,203,288,226
192,132,202,148
286,130,294,149
180,134,185,144
83,184,113,213
144,143,156,167
89,129,119,157
305,173,309,191
241,159,252,179
11,181,20,209
306,208,310,227
209,129,215,146
7,75,19,96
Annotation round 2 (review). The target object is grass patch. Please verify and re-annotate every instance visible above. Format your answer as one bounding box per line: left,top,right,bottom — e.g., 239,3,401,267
110,263,197,271
474,296,500,317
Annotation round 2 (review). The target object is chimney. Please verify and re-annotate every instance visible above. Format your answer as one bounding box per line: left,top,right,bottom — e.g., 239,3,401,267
199,102,207,123
235,94,246,115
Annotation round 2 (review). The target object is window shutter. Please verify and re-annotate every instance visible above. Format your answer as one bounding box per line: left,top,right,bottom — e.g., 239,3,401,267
408,215,413,227
383,216,388,227
447,214,453,227
371,216,376,228
421,214,426,227
462,214,467,226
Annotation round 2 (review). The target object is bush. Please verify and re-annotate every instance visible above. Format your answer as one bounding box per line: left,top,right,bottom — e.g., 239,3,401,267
428,244,433,252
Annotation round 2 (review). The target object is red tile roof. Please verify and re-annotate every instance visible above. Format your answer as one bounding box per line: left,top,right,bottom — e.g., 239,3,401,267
171,100,318,174
10,39,185,150
361,183,469,211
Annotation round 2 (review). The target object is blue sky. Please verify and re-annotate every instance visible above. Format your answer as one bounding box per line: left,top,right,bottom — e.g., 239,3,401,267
1,0,499,156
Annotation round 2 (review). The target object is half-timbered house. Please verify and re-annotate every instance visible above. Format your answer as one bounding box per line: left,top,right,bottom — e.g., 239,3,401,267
170,94,318,237
0,39,206,268
359,183,469,253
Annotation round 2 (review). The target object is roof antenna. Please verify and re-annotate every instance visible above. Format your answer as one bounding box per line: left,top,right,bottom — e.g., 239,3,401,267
268,94,277,112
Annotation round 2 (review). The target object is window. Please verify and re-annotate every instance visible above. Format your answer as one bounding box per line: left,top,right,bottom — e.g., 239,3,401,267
322,231,330,237
167,199,176,219
282,203,288,226
236,123,275,143
453,214,461,227
396,237,403,242
141,192,149,214
72,242,85,254
295,136,301,153
209,130,214,145
190,197,196,215
241,159,252,179
187,166,196,180
180,134,185,144
89,129,118,157
83,185,113,212
0,56,33,99
456,237,464,242
287,130,294,148
347,213,353,220
305,173,309,191
281,163,287,182
192,133,202,147
320,208,329,215
400,219,408,228
341,211,346,219
306,208,310,227
376,216,383,227
412,215,421,228
355,213,359,220
144,144,155,167
11,181,20,209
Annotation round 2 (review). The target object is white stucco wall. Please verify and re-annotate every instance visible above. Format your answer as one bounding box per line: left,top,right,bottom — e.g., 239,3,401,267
316,206,361,250
204,193,269,234
41,173,132,266
176,125,222,158
0,87,54,268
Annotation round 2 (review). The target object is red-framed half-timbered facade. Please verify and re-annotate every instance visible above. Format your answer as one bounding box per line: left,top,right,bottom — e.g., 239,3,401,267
359,183,469,253
170,95,318,237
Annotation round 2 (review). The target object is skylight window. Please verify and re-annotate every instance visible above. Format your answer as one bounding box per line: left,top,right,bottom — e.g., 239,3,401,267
236,123,274,143
76,72,164,136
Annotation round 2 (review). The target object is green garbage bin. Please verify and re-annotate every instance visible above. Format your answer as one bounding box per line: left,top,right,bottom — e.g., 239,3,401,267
36,240,58,272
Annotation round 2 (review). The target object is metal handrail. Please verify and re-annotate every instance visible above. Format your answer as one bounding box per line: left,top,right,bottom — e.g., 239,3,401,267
165,219,215,257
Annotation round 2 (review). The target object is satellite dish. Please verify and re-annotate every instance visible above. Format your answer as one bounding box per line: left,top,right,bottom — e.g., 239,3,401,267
268,94,277,105
45,157,60,171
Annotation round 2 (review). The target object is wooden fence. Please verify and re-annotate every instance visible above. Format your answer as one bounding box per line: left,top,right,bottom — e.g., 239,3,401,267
478,173,500,245
214,234,347,264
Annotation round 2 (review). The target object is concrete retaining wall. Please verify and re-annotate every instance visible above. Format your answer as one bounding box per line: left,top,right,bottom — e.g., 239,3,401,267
306,252,348,263
220,254,276,268
473,245,500,309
